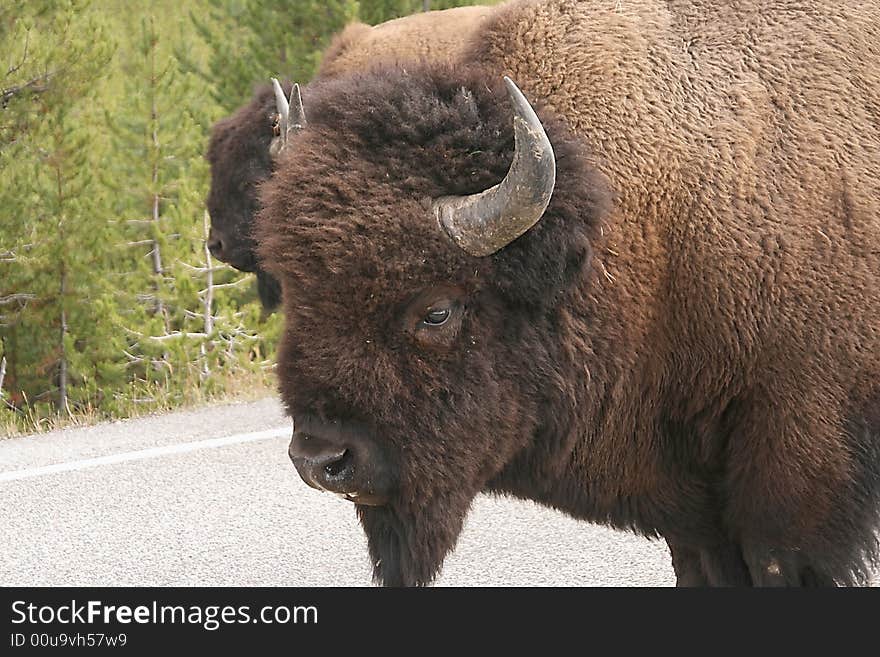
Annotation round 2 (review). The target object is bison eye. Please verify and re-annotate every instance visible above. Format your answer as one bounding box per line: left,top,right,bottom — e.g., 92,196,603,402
423,308,451,326
405,288,465,350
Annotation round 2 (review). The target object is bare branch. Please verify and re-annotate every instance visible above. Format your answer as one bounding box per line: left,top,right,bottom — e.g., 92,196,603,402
0,293,36,306
177,259,229,274
199,277,250,295
122,350,144,363
1,72,54,108
184,309,219,321
146,331,209,342
6,29,31,77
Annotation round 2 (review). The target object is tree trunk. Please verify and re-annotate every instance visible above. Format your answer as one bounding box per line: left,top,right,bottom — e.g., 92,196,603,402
201,210,214,379
56,155,68,415
58,269,68,414
0,355,7,402
149,19,170,335
202,210,215,337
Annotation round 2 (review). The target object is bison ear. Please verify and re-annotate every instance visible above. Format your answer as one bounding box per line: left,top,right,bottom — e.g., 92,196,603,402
487,112,612,311
270,78,307,159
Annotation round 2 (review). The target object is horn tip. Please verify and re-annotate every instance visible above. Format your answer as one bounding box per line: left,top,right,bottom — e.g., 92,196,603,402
502,76,531,108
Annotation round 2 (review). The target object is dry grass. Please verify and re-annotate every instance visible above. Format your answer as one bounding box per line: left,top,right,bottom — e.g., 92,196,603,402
0,367,278,439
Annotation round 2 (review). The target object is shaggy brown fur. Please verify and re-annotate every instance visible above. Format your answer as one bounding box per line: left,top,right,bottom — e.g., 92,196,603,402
257,0,880,586
206,5,491,309
317,6,494,79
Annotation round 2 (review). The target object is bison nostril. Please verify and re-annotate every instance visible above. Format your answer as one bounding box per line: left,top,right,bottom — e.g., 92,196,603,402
323,449,352,478
288,423,393,505
207,236,223,256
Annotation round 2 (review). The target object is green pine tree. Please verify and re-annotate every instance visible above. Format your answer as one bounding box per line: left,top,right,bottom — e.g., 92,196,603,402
183,0,358,115
1,0,490,434
107,13,270,409
0,0,120,419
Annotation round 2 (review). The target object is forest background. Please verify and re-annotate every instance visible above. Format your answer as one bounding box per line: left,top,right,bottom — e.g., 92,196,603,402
0,0,481,435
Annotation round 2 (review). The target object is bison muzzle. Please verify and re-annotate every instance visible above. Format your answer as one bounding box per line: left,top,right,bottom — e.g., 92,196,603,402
289,414,398,507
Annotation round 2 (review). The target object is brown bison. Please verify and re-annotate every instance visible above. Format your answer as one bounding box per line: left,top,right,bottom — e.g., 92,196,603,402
256,0,880,586
205,5,492,309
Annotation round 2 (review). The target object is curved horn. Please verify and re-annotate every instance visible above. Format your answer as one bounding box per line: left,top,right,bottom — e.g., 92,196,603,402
270,78,306,158
288,82,306,131
433,76,556,257
271,77,290,138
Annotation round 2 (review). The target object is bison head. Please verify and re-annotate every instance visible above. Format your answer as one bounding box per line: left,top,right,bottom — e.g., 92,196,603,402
256,66,610,585
206,83,289,310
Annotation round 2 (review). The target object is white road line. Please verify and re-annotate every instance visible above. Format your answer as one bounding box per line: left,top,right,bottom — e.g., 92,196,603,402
0,427,290,483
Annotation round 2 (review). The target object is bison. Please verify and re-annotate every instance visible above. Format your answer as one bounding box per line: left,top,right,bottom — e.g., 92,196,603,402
256,0,880,586
205,5,492,309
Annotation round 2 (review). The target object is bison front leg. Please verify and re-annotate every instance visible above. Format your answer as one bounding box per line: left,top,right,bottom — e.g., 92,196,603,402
666,538,752,586
741,545,838,587
666,539,707,586
668,539,840,586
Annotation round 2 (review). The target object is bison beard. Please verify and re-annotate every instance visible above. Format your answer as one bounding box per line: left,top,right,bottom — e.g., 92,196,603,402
358,495,472,587
256,269,281,311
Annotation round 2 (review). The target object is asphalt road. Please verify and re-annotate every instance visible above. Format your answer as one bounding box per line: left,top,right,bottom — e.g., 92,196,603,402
0,397,677,586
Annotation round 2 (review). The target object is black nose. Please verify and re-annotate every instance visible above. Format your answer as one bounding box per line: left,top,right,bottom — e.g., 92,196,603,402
207,229,225,259
206,227,258,272
288,419,397,506
289,434,355,489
